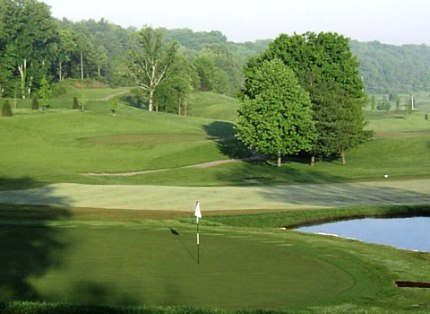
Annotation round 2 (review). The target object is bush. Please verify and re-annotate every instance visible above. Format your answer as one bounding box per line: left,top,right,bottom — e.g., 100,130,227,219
51,82,68,97
73,97,79,109
31,95,39,110
1,100,13,117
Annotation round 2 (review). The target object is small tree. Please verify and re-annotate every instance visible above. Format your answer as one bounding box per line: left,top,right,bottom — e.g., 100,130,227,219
31,95,39,110
377,96,391,112
111,96,119,115
38,76,52,101
2,100,13,117
395,96,401,112
73,97,79,109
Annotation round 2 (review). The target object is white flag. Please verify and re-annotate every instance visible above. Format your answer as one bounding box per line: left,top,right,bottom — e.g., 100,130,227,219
194,201,202,219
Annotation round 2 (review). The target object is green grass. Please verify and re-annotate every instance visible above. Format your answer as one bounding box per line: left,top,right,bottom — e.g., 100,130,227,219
2,88,430,189
188,92,240,121
0,204,429,313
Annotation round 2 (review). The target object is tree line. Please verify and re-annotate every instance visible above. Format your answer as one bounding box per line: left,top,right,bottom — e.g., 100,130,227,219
0,0,270,111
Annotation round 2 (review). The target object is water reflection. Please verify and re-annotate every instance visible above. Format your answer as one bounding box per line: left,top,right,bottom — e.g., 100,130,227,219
296,217,430,252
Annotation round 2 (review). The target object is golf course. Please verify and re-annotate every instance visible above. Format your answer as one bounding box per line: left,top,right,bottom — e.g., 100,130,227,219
0,86,429,314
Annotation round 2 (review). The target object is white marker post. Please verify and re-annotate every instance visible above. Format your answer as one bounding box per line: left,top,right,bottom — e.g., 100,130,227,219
194,201,202,264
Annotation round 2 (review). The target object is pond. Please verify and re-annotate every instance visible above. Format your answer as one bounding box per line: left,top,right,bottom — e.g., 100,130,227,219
296,217,430,252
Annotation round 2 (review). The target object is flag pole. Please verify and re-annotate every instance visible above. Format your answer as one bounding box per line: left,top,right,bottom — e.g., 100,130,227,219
194,200,202,264
197,214,200,264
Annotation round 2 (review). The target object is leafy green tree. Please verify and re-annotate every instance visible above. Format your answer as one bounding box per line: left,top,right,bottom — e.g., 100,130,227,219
395,96,401,112
1,99,12,116
55,29,77,81
377,96,391,112
237,59,316,167
111,96,119,115
0,0,58,96
256,32,370,164
128,26,178,112
38,76,52,101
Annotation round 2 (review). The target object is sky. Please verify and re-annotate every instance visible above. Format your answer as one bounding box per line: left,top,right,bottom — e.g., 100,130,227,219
41,0,430,45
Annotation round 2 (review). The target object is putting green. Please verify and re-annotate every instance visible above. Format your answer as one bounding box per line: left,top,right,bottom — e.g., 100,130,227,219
1,224,354,310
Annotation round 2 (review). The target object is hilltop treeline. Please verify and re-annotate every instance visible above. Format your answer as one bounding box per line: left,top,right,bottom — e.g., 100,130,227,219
0,0,269,100
350,40,430,94
1,0,429,100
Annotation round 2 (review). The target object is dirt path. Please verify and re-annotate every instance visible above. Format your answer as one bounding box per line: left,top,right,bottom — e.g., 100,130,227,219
0,179,429,212
101,89,130,101
84,157,258,177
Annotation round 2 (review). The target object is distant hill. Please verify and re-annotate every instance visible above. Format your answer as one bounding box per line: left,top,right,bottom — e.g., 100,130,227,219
349,41,430,94
164,29,430,95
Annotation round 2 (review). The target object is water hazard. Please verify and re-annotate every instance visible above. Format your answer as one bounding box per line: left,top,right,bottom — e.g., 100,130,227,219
296,217,430,252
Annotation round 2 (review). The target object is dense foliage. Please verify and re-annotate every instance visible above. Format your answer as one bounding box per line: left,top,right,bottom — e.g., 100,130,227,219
1,0,429,110
350,40,430,93
247,32,371,164
237,59,315,166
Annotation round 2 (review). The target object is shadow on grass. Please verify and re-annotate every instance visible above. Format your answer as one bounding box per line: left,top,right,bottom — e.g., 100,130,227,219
203,121,250,159
0,176,45,191
257,180,430,208
0,177,142,306
212,159,346,186
0,177,71,301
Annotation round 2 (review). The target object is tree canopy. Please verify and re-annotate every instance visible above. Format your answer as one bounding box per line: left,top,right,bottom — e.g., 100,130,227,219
251,32,371,164
237,59,316,166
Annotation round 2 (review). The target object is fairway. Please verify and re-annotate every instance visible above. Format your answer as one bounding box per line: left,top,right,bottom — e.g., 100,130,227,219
1,179,429,211
0,223,355,310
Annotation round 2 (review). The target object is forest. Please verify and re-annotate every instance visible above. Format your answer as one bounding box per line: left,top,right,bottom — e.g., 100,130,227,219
1,0,429,106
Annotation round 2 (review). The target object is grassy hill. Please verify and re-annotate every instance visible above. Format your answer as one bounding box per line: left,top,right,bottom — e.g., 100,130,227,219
1,87,430,313
1,88,430,189
188,91,240,121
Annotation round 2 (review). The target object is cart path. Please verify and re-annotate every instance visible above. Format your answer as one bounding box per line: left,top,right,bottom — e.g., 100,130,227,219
0,179,429,211
84,157,260,177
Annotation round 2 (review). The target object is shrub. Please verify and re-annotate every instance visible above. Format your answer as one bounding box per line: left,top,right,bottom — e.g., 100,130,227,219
73,97,79,109
31,95,39,110
1,100,13,117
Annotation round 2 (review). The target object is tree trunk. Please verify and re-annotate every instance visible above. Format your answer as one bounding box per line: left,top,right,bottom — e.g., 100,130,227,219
148,88,154,112
341,149,346,165
80,51,84,80
277,151,282,167
59,61,62,82
18,59,26,99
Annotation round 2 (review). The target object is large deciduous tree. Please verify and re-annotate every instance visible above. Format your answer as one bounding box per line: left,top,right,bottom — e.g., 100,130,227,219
257,32,372,165
128,26,178,112
0,0,58,97
237,59,316,167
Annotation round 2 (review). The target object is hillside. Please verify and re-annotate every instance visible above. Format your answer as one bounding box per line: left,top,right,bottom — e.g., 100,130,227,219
350,41,430,94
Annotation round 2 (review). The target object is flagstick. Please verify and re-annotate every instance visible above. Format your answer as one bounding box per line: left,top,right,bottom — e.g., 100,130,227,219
194,200,202,265
196,216,200,264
